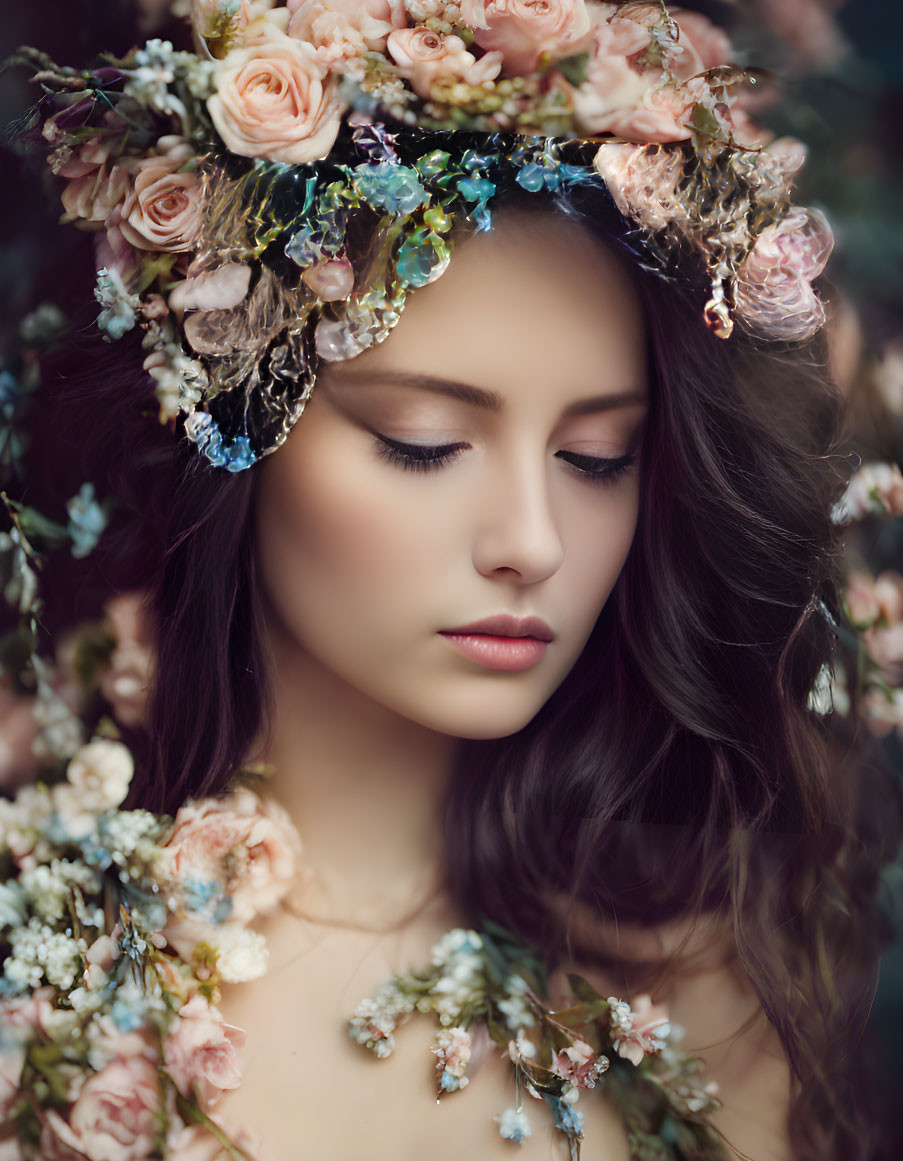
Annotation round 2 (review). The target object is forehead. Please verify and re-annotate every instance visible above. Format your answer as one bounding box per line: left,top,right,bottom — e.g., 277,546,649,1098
341,209,648,404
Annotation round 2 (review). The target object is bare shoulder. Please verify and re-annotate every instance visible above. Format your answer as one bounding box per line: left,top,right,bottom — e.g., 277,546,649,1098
558,906,793,1161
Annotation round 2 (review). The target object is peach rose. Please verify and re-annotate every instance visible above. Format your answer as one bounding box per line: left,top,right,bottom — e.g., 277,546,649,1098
387,28,503,98
161,788,301,923
208,27,343,163
118,137,203,253
571,18,652,135
462,0,592,75
40,1053,160,1161
288,0,407,58
603,78,705,143
163,996,245,1108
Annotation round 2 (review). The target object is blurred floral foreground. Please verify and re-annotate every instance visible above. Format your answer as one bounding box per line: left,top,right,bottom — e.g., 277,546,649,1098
0,0,902,1128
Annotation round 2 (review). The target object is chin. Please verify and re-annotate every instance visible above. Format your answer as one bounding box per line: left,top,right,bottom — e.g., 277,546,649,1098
402,688,550,741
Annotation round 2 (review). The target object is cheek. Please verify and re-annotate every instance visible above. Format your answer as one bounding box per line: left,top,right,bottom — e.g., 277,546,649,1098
255,434,447,648
558,479,640,634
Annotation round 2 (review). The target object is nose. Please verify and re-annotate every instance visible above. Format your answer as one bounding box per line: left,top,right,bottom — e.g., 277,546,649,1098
471,447,565,585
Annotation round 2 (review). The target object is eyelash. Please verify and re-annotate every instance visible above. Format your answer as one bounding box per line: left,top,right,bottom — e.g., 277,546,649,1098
374,435,637,485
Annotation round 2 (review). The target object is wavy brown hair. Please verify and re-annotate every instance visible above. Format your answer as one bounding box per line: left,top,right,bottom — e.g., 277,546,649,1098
21,174,898,1161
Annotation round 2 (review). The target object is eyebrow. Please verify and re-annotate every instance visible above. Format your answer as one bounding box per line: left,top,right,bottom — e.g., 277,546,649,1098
326,370,647,416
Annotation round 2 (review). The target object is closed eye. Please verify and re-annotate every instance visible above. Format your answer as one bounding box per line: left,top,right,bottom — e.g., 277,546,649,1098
374,435,637,484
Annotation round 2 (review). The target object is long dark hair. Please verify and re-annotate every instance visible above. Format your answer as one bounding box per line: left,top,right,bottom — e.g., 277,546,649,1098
27,177,897,1161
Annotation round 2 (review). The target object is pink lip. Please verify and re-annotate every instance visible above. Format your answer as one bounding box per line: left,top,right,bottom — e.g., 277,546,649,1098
439,633,549,671
438,614,554,672
440,615,555,642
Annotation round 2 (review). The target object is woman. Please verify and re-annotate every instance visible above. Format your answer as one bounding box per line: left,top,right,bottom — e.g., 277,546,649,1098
0,2,893,1160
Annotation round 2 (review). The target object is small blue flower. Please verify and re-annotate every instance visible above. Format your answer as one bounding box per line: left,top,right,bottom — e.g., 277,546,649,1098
515,163,548,193
440,1070,463,1092
112,997,147,1033
94,267,139,341
396,228,450,289
67,482,108,560
548,1095,584,1138
353,163,427,217
456,175,496,204
185,413,257,472
455,175,496,232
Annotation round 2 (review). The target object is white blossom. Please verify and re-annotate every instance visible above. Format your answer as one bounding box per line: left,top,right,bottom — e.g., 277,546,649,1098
496,1106,532,1143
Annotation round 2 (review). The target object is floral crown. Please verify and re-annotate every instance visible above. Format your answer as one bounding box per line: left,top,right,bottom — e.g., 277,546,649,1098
9,0,834,471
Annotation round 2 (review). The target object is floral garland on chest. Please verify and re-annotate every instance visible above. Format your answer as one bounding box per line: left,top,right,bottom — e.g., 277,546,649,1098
0,736,727,1161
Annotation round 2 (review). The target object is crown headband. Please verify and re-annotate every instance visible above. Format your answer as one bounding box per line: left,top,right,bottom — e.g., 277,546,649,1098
9,0,834,471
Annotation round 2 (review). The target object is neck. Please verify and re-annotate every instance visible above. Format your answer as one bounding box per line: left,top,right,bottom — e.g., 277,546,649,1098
250,616,460,929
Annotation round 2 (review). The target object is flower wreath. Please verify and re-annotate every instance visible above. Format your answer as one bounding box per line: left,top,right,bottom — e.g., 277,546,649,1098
7,0,833,470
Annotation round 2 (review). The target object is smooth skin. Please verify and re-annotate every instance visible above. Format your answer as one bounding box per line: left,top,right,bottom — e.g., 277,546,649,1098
217,211,790,1161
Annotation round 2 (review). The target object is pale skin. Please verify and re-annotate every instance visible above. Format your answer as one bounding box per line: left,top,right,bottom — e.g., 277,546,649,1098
215,212,792,1161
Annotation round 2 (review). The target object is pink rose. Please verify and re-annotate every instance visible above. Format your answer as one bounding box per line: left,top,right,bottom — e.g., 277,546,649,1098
163,996,245,1108
40,1053,160,1161
60,161,131,231
462,0,592,76
208,27,343,164
571,18,653,135
387,28,503,98
161,788,301,922
57,136,116,182
603,78,704,143
118,137,203,253
288,0,407,58
593,142,688,232
734,206,834,341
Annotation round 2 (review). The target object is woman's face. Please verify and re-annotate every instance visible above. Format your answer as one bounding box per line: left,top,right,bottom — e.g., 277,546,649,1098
255,210,649,738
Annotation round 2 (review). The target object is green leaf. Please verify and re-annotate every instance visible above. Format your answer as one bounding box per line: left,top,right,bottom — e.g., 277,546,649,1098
690,103,721,139
566,973,604,1005
553,53,590,87
175,1092,257,1161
